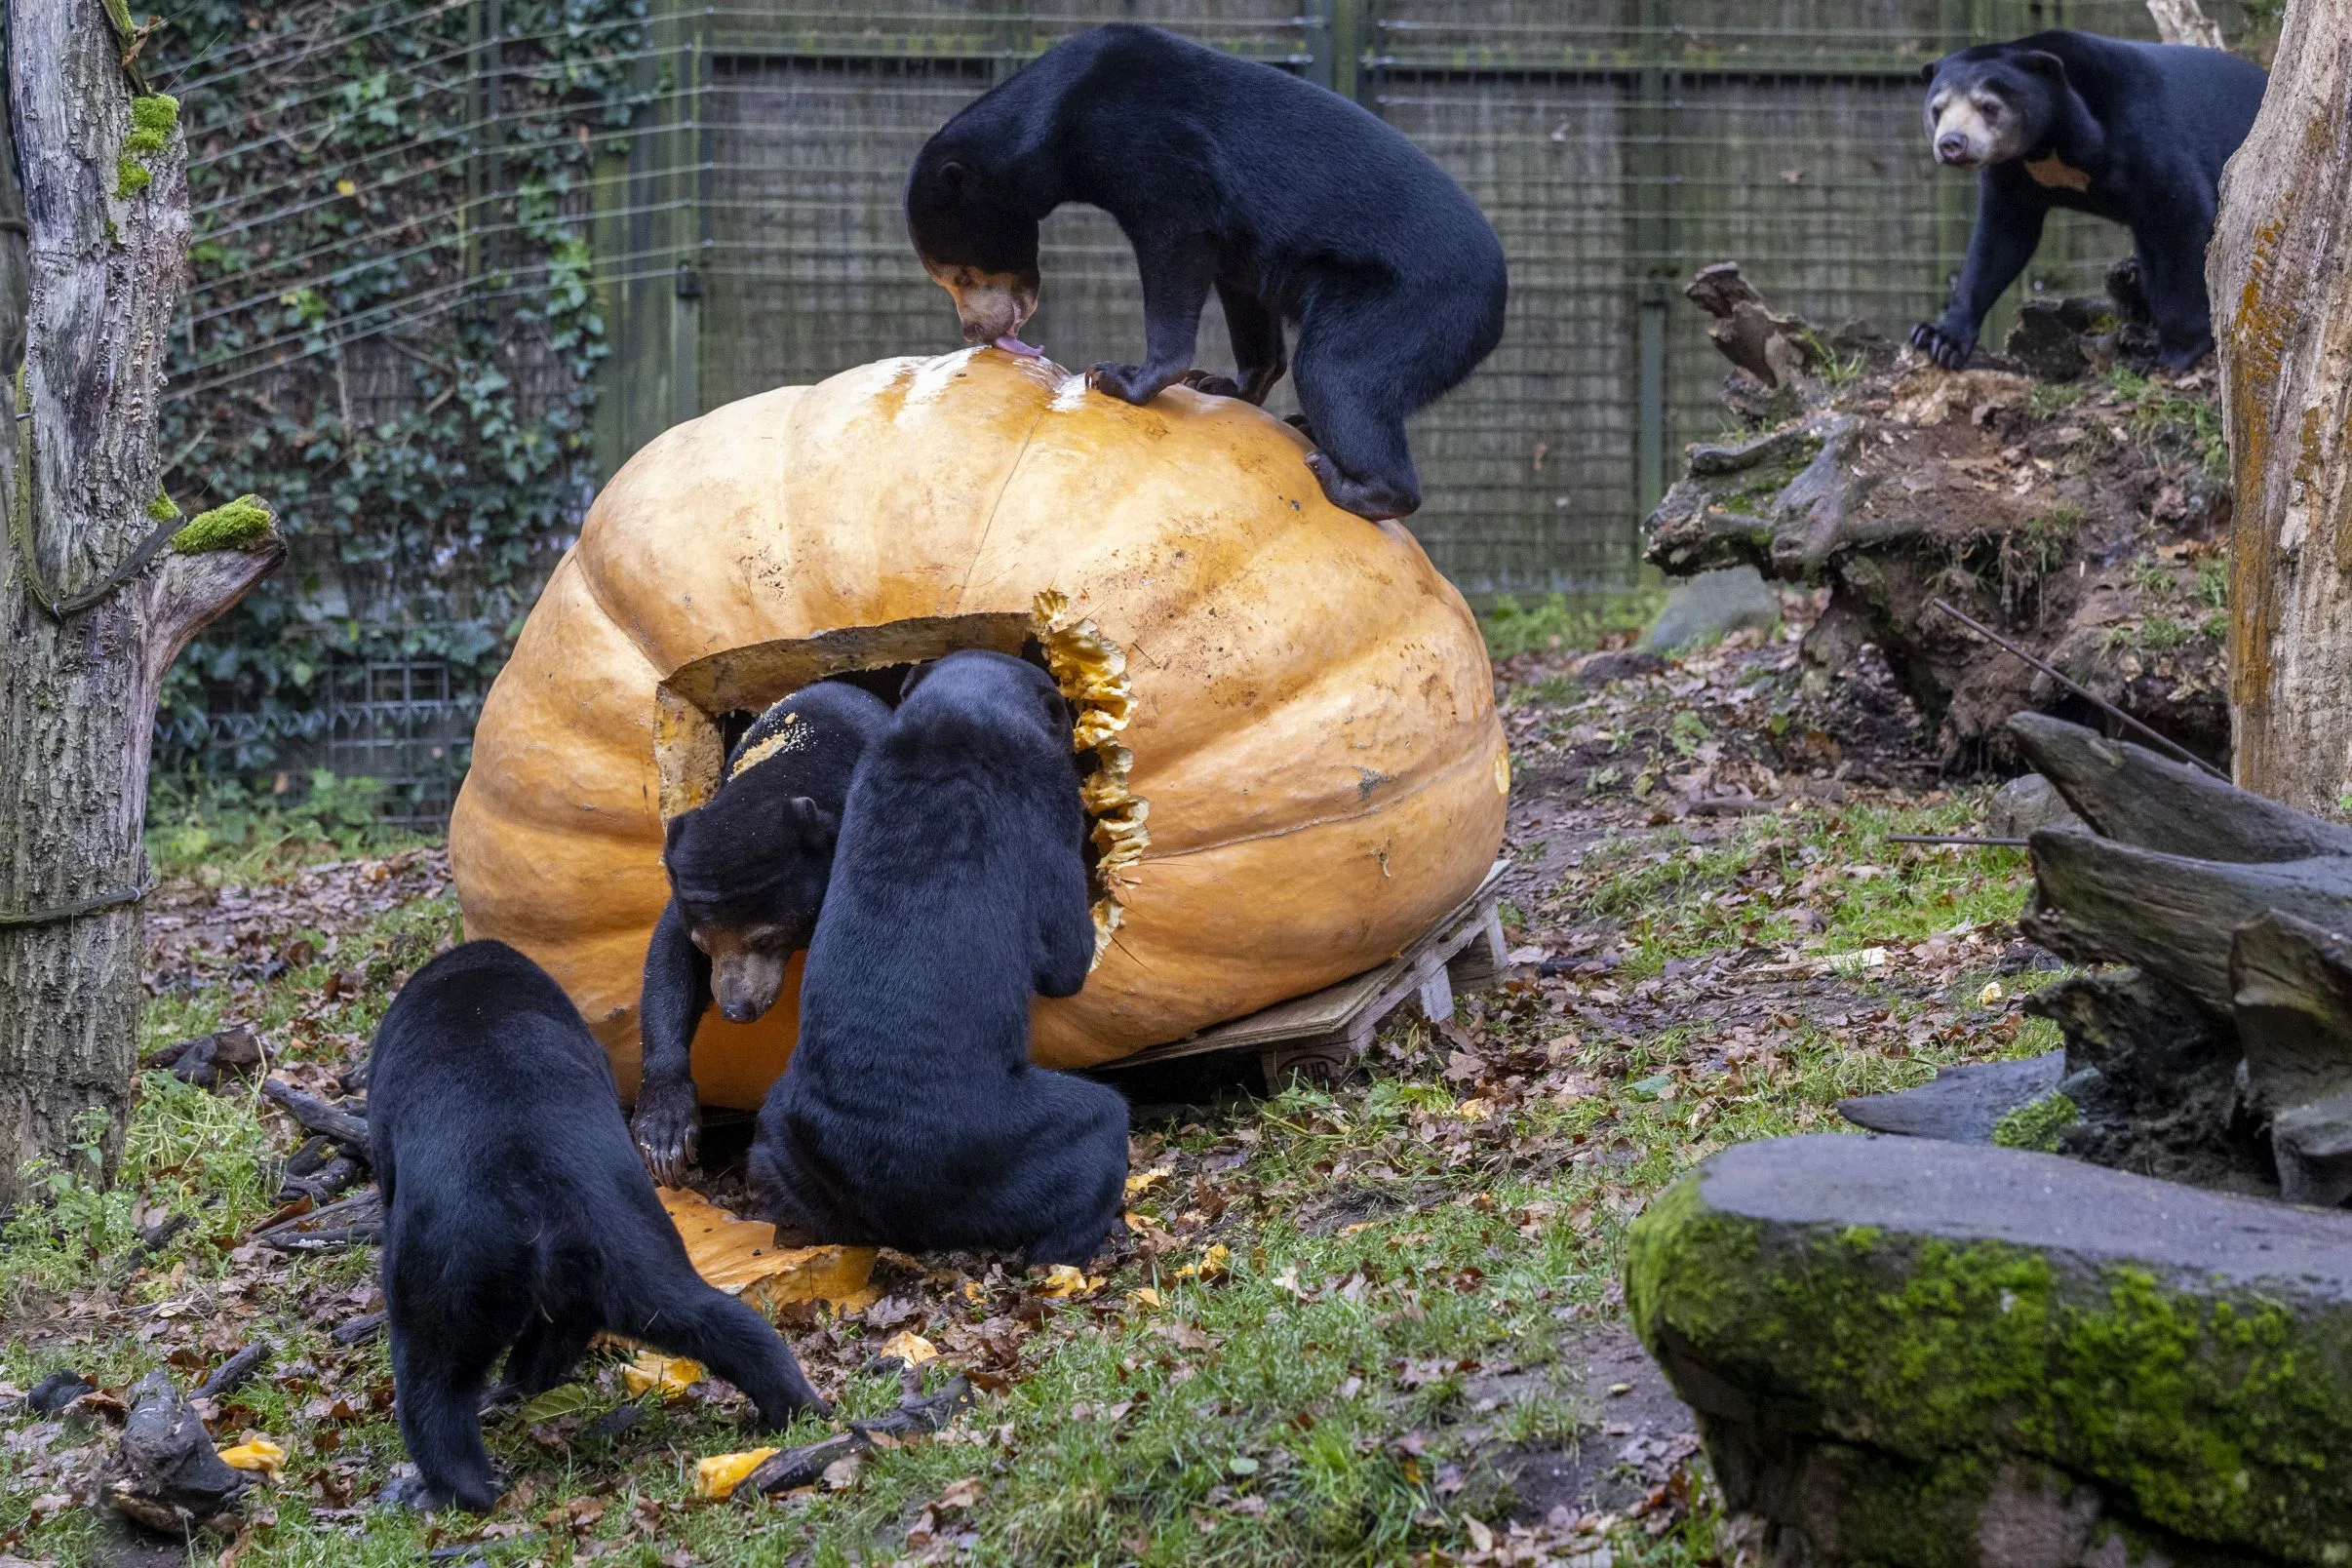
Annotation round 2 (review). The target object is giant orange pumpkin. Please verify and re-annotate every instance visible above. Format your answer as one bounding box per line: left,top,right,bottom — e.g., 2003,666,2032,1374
450,347,1507,1109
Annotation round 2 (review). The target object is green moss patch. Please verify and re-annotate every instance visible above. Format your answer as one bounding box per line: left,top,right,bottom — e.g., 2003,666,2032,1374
1992,1091,2079,1152
171,493,274,554
1628,1156,2352,1562
114,93,178,199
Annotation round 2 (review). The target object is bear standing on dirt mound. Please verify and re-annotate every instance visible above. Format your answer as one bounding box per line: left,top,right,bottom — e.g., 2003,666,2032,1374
903,22,1508,524
371,941,825,1511
632,681,892,1187
1910,30,2265,372
748,650,1129,1268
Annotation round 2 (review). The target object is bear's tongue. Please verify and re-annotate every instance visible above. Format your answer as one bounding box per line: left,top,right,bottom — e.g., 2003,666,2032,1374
993,334,1043,359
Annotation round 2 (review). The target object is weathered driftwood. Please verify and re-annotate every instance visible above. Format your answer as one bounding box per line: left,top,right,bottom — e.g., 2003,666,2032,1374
2231,911,2352,1203
2008,713,2352,863
1683,262,1826,391
101,1371,251,1535
2020,830,2352,1016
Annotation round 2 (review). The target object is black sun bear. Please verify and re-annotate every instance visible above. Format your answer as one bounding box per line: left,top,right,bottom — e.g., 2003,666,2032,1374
1910,30,2265,372
632,681,892,1186
370,941,825,1511
748,650,1129,1268
903,22,1508,524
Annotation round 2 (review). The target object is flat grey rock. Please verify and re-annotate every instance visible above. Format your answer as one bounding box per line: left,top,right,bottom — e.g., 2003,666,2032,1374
1835,1049,2065,1142
1638,566,1780,652
1627,1134,2352,1565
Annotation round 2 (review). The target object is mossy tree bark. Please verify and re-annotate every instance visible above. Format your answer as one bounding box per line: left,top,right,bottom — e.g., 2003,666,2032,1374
2210,0,2352,812
0,0,283,1207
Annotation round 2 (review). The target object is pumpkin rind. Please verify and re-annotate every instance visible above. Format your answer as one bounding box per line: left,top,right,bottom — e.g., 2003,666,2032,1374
451,349,1507,1107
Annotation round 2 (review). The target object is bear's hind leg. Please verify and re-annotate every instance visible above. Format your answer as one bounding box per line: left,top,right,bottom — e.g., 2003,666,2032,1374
1012,1076,1131,1269
502,1313,598,1397
2134,230,2215,370
1292,294,1426,522
390,1326,505,1511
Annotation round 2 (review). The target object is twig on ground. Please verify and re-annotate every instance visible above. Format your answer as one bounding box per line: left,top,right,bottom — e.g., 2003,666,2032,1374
191,1345,270,1405
740,1375,975,1500
1929,599,2228,779
260,1078,370,1155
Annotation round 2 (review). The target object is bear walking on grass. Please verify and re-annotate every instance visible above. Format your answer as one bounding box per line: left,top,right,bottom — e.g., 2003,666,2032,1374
372,941,825,1511
904,22,1508,524
1910,30,2265,372
633,681,892,1187
749,650,1129,1268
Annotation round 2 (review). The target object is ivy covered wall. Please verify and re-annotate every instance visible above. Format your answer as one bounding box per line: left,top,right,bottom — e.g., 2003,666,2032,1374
153,0,650,784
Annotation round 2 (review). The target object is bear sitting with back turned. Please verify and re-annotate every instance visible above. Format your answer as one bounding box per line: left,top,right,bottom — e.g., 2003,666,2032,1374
633,681,892,1187
372,941,825,1511
748,650,1129,1268
1909,30,2265,372
903,22,1508,525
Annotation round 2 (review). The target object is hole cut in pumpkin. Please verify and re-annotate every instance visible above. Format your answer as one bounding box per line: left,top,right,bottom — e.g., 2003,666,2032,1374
650,593,1149,964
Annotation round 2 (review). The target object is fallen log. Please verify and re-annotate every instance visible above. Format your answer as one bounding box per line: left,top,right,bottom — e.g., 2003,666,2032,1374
2231,912,2352,1204
2007,713,2352,863
2019,830,2352,1017
259,1078,369,1156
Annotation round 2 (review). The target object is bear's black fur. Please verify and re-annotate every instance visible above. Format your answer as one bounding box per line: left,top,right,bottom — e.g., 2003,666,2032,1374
372,941,825,1510
904,22,1508,524
633,681,892,1185
1911,30,2265,371
748,650,1128,1268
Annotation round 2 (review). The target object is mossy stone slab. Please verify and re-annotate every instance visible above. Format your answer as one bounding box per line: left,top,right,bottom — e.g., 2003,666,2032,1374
1627,1134,2352,1567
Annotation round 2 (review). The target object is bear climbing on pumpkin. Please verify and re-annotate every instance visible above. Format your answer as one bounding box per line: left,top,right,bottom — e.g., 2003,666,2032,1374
903,22,1508,524
1910,30,2265,372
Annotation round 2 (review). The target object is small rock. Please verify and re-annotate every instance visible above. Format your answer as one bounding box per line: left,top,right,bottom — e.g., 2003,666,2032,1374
1835,1050,2065,1143
1573,649,1666,685
1986,773,2081,840
1638,567,1781,653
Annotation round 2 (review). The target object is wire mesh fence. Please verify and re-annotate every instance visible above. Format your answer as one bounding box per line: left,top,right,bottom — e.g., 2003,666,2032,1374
151,0,2258,820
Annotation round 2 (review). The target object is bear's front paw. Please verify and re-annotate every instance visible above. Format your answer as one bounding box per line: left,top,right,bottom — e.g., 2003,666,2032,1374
631,1079,701,1189
1908,321,1974,371
1177,369,1244,399
1086,362,1164,406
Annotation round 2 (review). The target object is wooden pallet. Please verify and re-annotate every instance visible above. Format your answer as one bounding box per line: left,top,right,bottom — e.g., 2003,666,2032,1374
1100,861,1512,1091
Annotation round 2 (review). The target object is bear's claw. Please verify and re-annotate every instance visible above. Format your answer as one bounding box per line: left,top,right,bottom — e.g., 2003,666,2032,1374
1908,321,1973,371
630,1079,700,1189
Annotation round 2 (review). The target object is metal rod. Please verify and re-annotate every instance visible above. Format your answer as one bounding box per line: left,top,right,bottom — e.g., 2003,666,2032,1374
1928,598,2230,781
1888,834,2029,847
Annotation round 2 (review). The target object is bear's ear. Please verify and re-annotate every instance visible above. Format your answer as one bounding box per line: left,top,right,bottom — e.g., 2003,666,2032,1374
787,795,838,847
2016,50,2067,81
1917,60,1938,84
939,159,967,192
900,660,935,701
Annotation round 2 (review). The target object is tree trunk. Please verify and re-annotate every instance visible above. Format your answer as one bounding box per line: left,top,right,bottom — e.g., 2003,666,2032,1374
2210,0,2352,813
0,0,282,1207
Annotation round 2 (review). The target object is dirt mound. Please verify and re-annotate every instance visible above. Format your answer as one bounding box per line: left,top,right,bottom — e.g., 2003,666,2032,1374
1645,263,2230,774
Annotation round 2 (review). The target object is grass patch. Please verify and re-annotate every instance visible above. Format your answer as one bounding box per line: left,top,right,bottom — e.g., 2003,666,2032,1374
1481,586,1667,659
